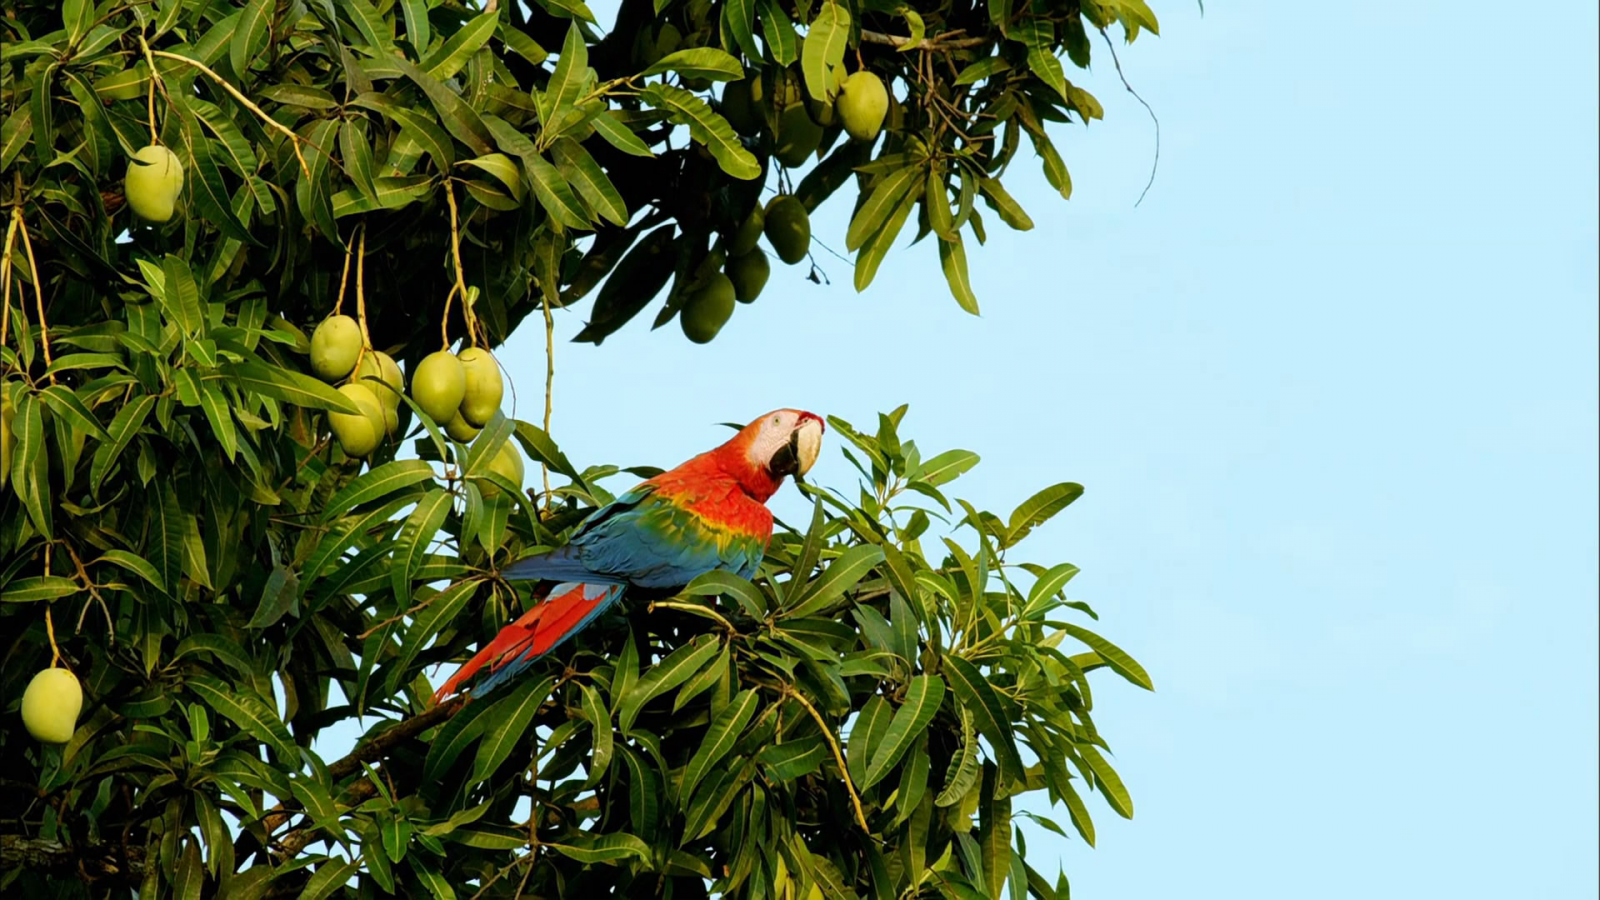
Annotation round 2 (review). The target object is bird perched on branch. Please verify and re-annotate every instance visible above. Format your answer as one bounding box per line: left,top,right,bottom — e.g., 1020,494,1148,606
434,409,825,701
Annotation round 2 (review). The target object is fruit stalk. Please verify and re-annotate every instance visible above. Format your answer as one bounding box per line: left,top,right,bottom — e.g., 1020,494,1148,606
13,212,53,381
355,226,373,369
1,211,17,362
443,180,480,348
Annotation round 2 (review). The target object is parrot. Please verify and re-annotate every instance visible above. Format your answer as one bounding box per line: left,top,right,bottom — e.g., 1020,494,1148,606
434,408,825,702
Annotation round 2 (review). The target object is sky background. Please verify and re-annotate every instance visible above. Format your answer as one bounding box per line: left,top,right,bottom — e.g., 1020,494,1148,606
476,1,1600,896
300,1,1597,897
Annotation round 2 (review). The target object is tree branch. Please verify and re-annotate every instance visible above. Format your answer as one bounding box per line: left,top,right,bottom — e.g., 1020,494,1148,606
239,696,468,860
860,29,986,51
0,835,144,884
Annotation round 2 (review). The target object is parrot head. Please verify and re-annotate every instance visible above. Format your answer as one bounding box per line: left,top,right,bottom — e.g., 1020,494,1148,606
720,409,825,496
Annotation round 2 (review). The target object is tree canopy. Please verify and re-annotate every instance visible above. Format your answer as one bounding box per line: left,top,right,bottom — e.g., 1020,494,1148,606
1,0,1162,896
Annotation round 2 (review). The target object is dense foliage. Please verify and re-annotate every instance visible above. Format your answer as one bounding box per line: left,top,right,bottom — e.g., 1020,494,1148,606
2,0,1163,896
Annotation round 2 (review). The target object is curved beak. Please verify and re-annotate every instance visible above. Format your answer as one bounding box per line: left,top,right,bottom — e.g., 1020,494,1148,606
768,417,825,484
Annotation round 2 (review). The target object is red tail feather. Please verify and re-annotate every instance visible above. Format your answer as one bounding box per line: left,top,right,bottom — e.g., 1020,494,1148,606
432,582,614,703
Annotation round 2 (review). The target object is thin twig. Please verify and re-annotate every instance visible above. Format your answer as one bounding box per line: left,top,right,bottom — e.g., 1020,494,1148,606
14,213,53,381
333,229,353,316
539,283,554,513
786,686,870,833
1096,27,1161,207
860,29,985,51
148,50,314,181
648,600,737,636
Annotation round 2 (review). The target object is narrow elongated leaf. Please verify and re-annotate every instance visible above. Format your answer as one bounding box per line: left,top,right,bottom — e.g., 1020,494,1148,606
1056,622,1153,691
590,112,655,157
760,0,799,65
226,361,362,414
620,634,720,732
389,489,453,601
2,577,81,603
580,682,615,786
847,166,920,251
786,545,885,618
863,676,946,789
943,655,1025,781
757,735,827,781
323,460,437,522
854,179,920,291
39,385,108,441
1007,482,1084,544
679,688,760,805
802,2,850,103
89,392,155,493
1063,779,1096,846
422,11,497,80
548,833,651,865
685,570,767,619
393,57,493,155
421,694,496,783
525,152,591,230
642,84,759,180
187,677,297,760
641,48,744,81
96,550,164,591
230,0,271,82
551,138,628,226
939,235,980,315
470,675,557,783
1078,743,1134,818
388,580,478,694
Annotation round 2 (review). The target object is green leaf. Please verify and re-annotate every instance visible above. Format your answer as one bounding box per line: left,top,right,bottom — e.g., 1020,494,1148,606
722,0,761,60
802,2,850,103
1007,482,1083,545
863,675,946,789
1078,743,1134,818
642,83,760,180
1055,622,1153,691
760,0,799,65
322,460,437,522
226,360,362,414
96,549,164,591
160,254,205,336
619,634,721,733
1027,48,1072,106
89,391,155,494
685,570,767,619
847,695,893,787
847,166,921,252
943,655,1025,782
246,565,299,629
1023,562,1080,619
340,119,380,204
1,576,81,603
979,176,1035,231
757,734,827,782
300,857,359,900
524,152,591,230
39,384,108,441
150,483,184,597
187,677,297,760
548,833,651,865
786,545,885,618
392,56,493,155
470,674,557,783
421,694,496,784
579,682,615,786
390,580,478,693
590,111,655,158
389,489,454,599
551,138,628,226
980,763,1013,900
542,24,591,127
854,176,920,292
679,688,760,805
1063,779,1096,846
230,0,271,83
422,11,498,80
641,48,744,81
938,235,980,315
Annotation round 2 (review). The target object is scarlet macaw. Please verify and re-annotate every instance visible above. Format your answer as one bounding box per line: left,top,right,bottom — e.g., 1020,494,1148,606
434,409,825,701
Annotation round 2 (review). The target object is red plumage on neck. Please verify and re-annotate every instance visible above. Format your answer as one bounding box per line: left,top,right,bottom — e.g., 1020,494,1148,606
645,425,783,539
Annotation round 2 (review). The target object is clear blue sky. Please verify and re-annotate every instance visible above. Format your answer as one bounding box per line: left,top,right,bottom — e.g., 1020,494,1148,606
479,1,1598,896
